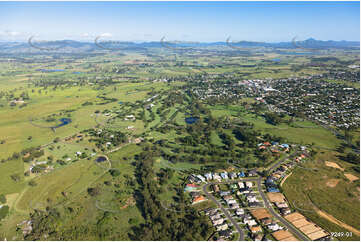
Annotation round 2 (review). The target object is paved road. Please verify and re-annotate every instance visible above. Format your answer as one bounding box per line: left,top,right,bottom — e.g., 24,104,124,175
256,177,309,241
202,149,311,241
268,150,299,173
261,151,311,240
202,183,245,241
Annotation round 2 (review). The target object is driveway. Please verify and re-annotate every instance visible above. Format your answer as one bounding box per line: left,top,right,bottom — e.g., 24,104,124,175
203,176,310,241
256,177,309,241
202,183,244,241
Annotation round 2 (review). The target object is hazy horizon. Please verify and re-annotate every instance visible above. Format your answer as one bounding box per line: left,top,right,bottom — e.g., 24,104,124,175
0,1,359,42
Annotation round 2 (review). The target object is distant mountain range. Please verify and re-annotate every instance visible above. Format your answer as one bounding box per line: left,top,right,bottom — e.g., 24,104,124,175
0,38,359,53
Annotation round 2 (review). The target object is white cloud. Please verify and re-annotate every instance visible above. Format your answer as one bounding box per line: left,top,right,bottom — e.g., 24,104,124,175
81,33,91,37
100,33,112,38
0,30,23,37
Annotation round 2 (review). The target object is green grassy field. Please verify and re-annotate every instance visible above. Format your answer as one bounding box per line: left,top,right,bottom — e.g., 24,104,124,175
0,159,25,195
209,105,341,149
282,149,360,240
0,49,358,240
15,157,105,213
0,86,98,159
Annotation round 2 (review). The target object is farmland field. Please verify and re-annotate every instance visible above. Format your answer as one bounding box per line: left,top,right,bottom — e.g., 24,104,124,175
0,16,359,241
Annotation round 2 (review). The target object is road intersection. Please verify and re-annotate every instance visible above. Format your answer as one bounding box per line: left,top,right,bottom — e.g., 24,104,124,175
201,150,310,241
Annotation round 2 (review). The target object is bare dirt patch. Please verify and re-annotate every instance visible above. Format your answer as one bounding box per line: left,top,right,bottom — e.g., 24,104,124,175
325,161,344,171
120,196,136,210
5,193,19,208
250,208,271,220
316,209,360,236
326,179,340,188
284,212,305,222
272,230,298,241
344,173,359,182
267,192,286,203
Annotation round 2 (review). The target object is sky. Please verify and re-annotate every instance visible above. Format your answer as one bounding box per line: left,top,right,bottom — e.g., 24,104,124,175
0,1,359,42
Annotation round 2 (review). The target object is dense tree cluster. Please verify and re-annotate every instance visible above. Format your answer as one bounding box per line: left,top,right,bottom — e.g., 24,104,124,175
130,145,213,240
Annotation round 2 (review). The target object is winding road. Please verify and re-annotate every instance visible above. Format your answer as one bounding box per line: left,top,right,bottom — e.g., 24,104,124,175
201,148,311,241
203,177,309,241
256,177,309,241
267,151,299,173
202,182,246,241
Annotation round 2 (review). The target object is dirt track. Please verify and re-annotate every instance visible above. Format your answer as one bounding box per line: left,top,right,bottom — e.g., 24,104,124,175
280,172,293,187
316,209,360,236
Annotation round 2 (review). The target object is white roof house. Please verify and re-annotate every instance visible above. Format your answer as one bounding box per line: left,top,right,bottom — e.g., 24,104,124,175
268,223,283,231
212,218,224,226
204,173,213,180
213,173,222,181
244,218,257,226
236,208,244,216
196,175,206,183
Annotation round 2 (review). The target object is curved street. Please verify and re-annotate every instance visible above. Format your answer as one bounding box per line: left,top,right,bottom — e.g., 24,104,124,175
256,177,309,241
203,178,309,241
202,183,245,241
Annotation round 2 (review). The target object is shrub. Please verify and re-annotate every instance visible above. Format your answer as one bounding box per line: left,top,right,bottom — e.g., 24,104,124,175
109,169,120,177
29,180,37,187
10,174,21,182
0,194,6,204
87,187,100,197
0,205,9,220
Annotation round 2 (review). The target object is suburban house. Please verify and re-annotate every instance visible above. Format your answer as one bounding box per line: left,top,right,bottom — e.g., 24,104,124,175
216,223,229,231
245,182,253,188
250,226,262,234
184,184,199,192
244,218,257,226
213,173,222,182
196,175,206,183
248,169,258,176
268,223,283,231
229,172,237,179
238,171,245,177
275,202,289,209
220,191,231,196
235,208,244,216
223,195,233,201
280,207,291,215
220,172,229,180
210,213,221,222
192,195,206,204
219,229,232,239
212,218,224,226
230,203,240,209
204,172,213,181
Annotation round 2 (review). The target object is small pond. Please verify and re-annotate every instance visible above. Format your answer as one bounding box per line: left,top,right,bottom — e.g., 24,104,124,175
36,69,65,72
185,117,199,124
53,118,72,128
96,156,107,163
